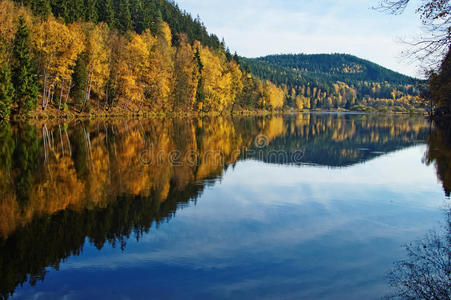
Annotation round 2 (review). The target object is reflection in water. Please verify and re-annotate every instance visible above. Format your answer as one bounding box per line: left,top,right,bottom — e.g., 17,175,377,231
425,121,451,197
0,114,432,298
248,114,428,167
387,209,451,299
386,121,451,299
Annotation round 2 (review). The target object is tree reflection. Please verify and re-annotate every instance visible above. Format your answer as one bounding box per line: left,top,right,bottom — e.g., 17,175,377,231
425,121,451,197
0,114,431,298
387,209,451,299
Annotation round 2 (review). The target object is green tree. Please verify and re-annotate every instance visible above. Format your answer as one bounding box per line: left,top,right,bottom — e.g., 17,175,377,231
85,0,98,22
117,0,132,32
98,0,115,27
194,48,204,108
430,46,451,115
71,55,88,107
132,0,147,33
0,121,15,175
51,0,69,21
13,123,40,205
0,62,14,120
12,17,39,116
66,0,85,22
31,0,52,18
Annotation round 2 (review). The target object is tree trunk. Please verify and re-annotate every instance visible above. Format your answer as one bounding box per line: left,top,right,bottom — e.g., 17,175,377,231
81,77,93,113
42,71,47,110
58,124,65,156
137,97,145,113
49,87,54,106
104,87,109,111
58,80,65,111
64,127,72,156
64,78,72,108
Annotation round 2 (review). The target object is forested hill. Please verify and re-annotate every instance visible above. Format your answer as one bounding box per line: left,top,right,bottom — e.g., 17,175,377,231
0,0,290,119
254,54,417,84
0,0,427,117
15,0,223,48
241,54,425,112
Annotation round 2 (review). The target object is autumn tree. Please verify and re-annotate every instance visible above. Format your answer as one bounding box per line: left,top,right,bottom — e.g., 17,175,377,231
117,31,152,111
32,18,84,110
80,23,111,112
228,60,243,112
148,22,174,112
265,81,284,110
173,34,199,112
198,46,234,113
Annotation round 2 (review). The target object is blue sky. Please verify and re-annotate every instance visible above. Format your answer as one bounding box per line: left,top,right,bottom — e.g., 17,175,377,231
176,0,425,77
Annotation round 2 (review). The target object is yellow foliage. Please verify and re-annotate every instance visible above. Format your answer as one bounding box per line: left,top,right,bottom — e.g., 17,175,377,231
32,17,85,84
85,23,111,99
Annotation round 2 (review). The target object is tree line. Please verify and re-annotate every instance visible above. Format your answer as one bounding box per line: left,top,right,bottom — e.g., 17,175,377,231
241,54,425,113
0,0,286,119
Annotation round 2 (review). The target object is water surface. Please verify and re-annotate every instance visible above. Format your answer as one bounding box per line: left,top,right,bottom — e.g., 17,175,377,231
0,113,448,299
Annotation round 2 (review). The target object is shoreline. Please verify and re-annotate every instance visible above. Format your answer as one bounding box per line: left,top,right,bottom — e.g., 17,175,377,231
7,107,427,121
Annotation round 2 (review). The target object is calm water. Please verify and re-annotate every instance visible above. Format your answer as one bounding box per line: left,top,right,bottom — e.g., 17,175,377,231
0,113,449,299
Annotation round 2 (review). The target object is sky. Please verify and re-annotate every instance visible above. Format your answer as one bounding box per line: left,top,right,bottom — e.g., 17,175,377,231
176,0,426,78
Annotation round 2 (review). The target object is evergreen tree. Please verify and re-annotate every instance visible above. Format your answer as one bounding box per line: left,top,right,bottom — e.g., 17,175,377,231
71,56,88,107
85,0,98,23
51,0,69,21
233,52,240,65
0,122,15,174
133,0,151,33
66,0,85,23
13,123,40,205
117,0,132,32
0,62,14,120
98,0,115,27
31,0,52,18
194,48,204,107
12,17,39,116
146,0,162,35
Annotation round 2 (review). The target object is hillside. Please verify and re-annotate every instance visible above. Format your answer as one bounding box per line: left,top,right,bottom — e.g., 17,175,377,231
241,54,425,112
14,0,223,49
255,54,417,84
0,0,292,119
0,0,428,116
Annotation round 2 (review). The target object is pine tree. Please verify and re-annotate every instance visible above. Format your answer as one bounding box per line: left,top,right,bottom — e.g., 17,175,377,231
85,0,98,22
32,0,52,18
133,0,151,33
147,1,162,35
194,48,204,107
66,0,85,23
0,62,14,120
233,52,240,65
12,17,39,116
51,0,69,21
98,0,115,27
117,0,132,32
71,56,88,107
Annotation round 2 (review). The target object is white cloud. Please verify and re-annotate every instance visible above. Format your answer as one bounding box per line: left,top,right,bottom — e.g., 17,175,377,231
176,0,426,77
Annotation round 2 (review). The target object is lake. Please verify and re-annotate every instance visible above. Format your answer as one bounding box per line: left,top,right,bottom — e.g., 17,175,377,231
0,113,449,299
